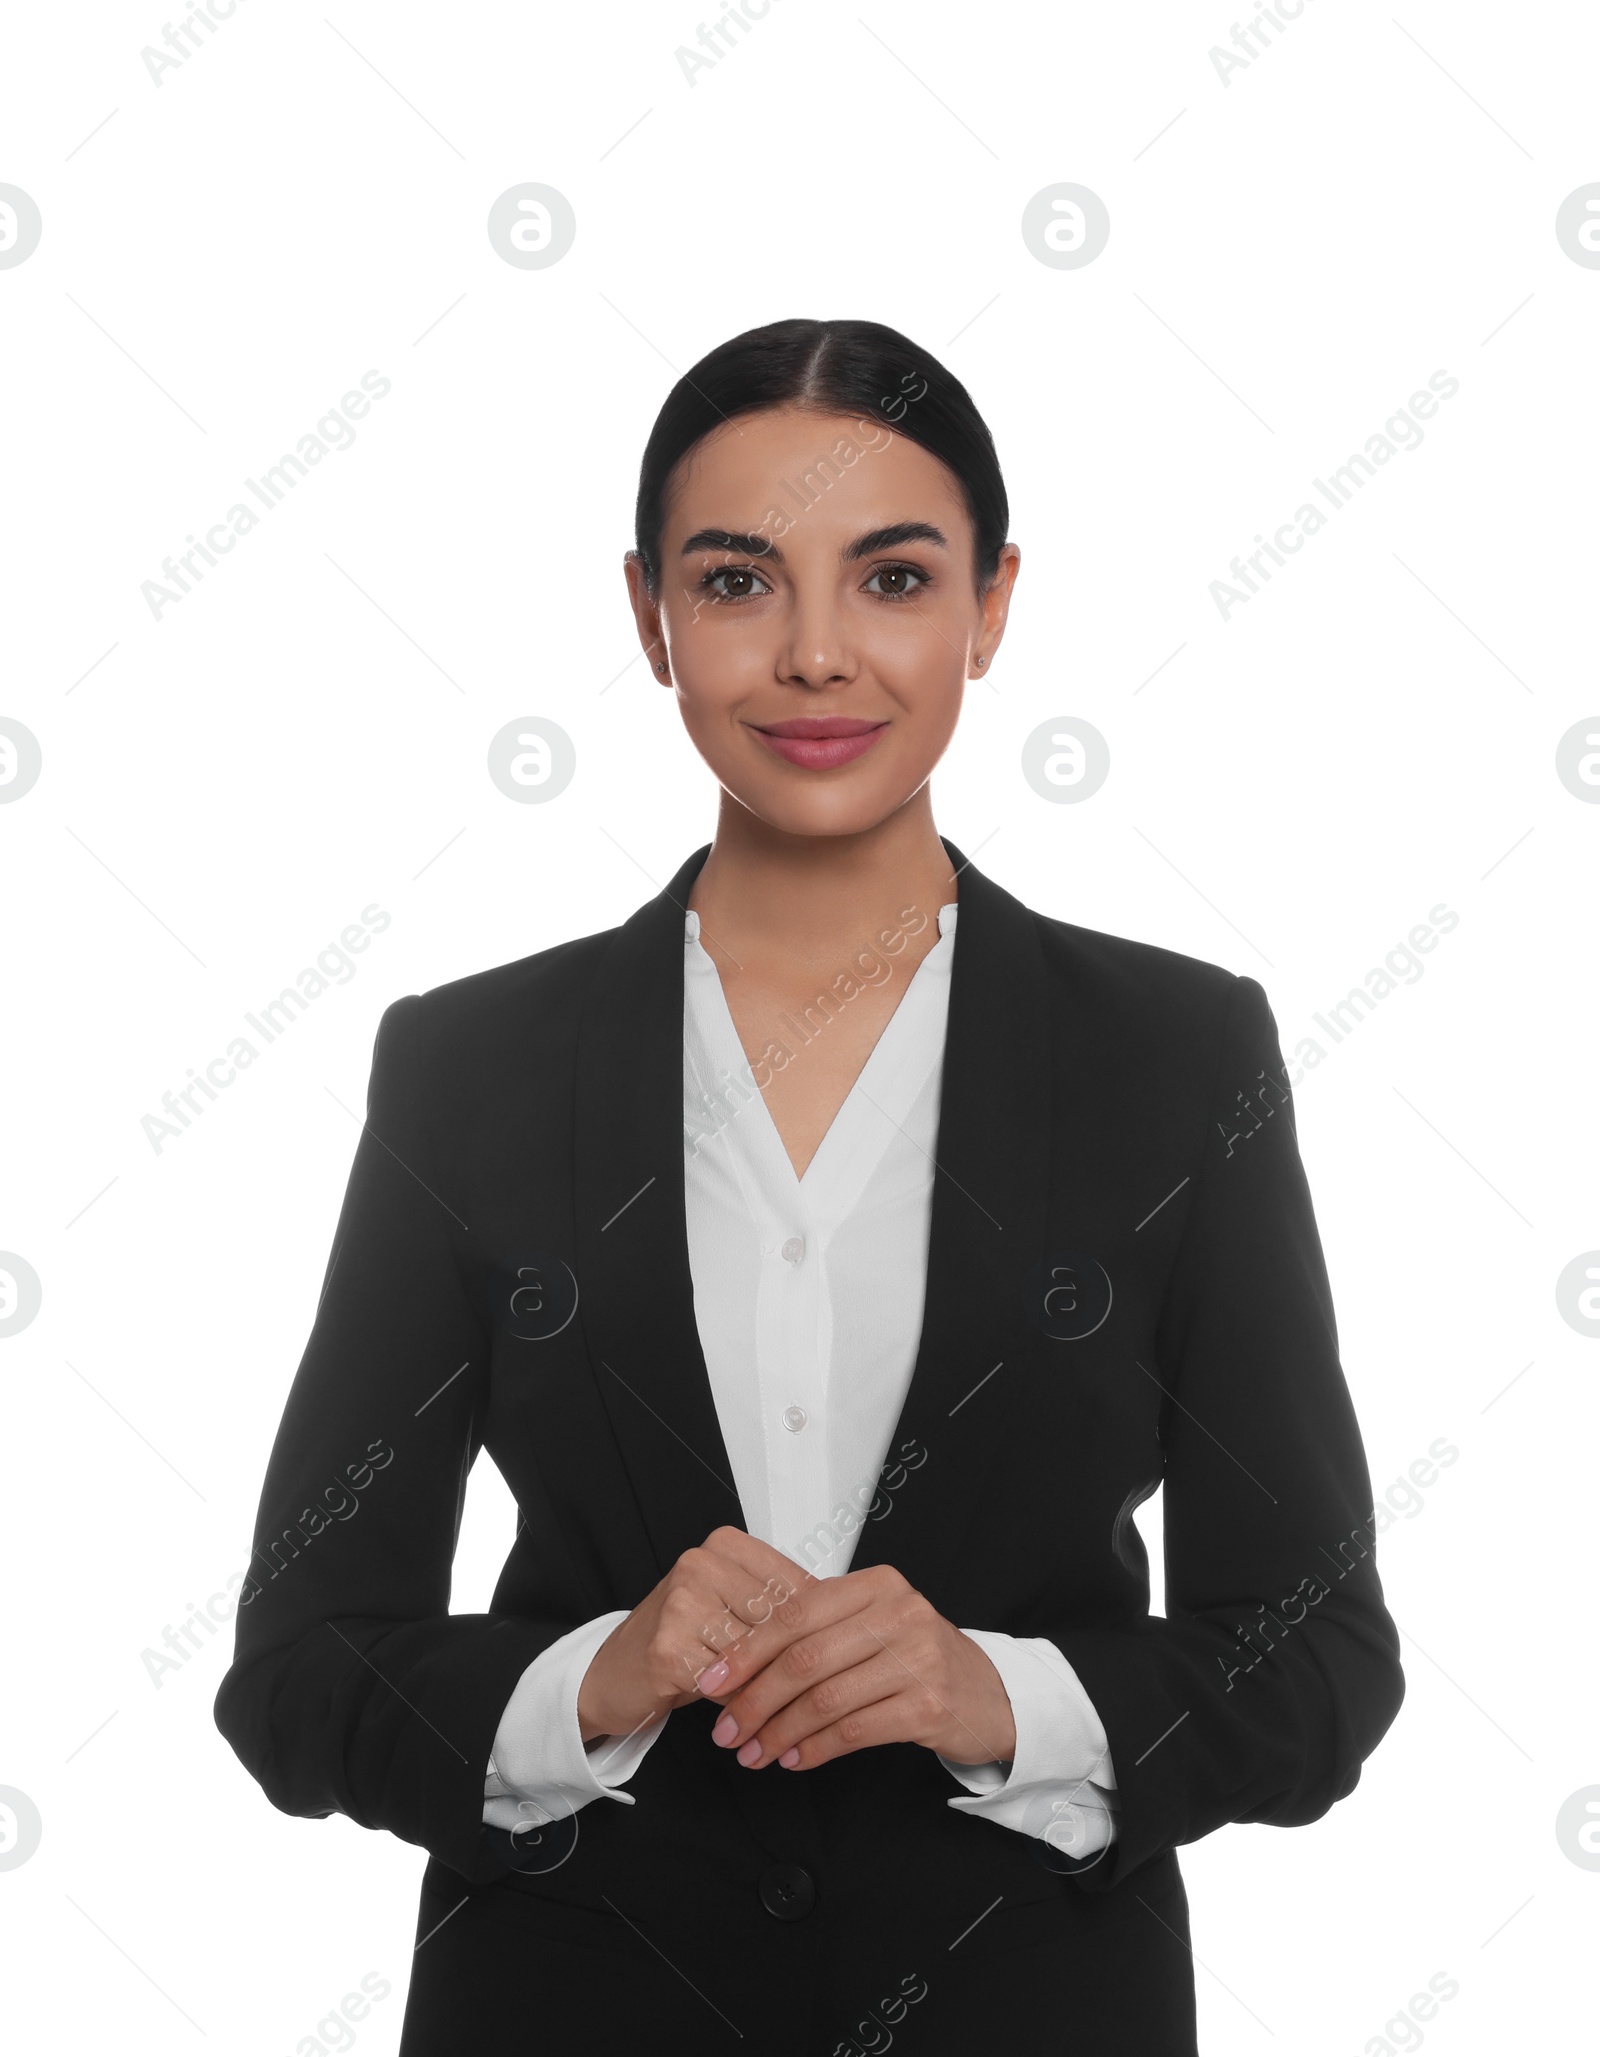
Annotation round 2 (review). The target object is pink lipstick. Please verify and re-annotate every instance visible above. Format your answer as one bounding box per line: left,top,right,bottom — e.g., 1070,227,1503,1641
749,716,889,770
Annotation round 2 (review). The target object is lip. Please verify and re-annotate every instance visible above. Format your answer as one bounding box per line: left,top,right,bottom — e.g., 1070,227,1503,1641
748,716,890,770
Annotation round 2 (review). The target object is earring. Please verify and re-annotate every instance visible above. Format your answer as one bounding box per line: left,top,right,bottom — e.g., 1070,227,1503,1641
655,661,666,673
975,655,985,667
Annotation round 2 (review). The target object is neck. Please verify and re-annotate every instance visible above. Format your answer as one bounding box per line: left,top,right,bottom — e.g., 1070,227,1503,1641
687,788,958,971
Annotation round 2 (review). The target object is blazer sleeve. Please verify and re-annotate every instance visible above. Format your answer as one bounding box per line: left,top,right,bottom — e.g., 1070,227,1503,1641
482,1611,669,1829
213,993,578,1884
1045,972,1405,1893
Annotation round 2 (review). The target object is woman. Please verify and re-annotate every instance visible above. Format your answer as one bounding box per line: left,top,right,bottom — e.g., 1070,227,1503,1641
215,317,1404,2054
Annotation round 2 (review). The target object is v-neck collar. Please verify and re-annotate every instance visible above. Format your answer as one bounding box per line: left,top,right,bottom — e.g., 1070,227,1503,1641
683,904,958,1220
570,837,1055,1602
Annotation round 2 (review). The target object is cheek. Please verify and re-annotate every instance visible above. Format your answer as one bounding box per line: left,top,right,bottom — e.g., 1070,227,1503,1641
877,652,966,753
670,614,774,700
674,694,737,767
911,691,964,766
864,595,971,687
668,637,758,722
671,684,768,789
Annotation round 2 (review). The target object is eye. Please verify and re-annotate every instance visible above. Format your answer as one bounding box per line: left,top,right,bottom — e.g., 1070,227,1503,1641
697,563,773,602
862,561,929,600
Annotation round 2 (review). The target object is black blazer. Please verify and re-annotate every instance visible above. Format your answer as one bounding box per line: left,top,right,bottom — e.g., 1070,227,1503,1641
215,838,1403,2055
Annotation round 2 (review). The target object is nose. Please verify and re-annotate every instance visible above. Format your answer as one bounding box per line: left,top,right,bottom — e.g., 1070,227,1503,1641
777,592,856,691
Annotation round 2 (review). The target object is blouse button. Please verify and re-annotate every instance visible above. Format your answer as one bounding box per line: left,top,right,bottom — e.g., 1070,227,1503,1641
780,1236,805,1265
782,1404,808,1433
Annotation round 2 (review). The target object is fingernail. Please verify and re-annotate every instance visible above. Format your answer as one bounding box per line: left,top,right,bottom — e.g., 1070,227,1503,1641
711,1712,738,1746
699,1660,729,1692
779,1747,800,1768
736,1738,762,1766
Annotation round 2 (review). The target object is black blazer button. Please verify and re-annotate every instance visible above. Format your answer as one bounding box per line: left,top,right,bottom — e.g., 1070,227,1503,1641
757,1863,816,1920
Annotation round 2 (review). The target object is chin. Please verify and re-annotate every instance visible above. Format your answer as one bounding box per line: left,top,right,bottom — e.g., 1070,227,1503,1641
727,774,912,842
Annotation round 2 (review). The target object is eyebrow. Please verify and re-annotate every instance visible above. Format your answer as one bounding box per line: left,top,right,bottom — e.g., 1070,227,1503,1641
678,520,949,565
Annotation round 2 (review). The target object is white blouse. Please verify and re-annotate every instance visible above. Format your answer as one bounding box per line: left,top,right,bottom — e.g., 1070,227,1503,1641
486,901,1120,1860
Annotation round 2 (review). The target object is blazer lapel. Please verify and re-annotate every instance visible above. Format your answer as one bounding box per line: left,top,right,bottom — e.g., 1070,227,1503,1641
845,837,1051,1599
571,841,743,1585
570,835,1051,1603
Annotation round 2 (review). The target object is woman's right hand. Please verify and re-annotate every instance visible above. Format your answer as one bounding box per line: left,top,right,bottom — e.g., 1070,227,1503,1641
576,1525,814,1743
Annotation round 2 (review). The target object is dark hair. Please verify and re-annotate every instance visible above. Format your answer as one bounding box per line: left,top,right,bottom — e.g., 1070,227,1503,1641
632,317,1009,597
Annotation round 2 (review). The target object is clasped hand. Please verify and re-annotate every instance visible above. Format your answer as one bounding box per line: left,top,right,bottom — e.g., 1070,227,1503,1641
576,1525,1017,1772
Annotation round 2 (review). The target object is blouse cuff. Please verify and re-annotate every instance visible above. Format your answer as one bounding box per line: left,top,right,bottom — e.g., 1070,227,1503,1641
935,1629,1122,1854
483,1611,668,1830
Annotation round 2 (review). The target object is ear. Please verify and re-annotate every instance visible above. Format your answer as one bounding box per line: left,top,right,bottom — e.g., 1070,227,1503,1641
972,542,1021,674
623,550,669,681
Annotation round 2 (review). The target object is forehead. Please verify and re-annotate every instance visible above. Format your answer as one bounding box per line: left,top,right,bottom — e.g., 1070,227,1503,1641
662,406,970,534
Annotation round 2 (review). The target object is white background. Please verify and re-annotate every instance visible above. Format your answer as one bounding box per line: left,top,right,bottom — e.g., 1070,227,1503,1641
3,0,1597,2049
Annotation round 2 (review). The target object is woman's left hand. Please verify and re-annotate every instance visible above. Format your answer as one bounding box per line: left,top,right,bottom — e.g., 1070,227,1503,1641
697,1560,1017,1771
